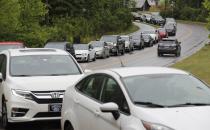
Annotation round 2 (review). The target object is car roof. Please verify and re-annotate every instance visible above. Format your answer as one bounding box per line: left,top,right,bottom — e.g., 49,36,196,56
0,42,23,45
3,48,69,56
109,67,188,77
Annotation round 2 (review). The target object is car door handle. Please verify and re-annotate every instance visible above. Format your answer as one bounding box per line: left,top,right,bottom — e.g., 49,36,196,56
94,110,100,117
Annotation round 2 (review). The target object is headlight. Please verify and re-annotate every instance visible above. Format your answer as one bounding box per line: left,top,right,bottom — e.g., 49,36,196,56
82,53,87,56
12,89,33,100
142,121,174,130
113,43,117,46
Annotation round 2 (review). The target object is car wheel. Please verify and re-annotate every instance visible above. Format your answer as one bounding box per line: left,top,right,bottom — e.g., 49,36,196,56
2,98,11,129
87,55,90,62
107,52,110,58
115,50,119,56
64,122,74,130
102,52,106,59
158,52,162,57
93,54,96,61
176,52,181,57
121,48,125,55
150,42,153,47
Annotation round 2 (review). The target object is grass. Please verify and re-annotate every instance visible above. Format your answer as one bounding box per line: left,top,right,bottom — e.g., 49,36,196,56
172,44,210,84
82,23,140,43
176,20,207,26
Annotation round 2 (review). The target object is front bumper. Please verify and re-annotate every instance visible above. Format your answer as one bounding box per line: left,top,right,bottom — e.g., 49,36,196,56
95,51,103,58
75,55,88,61
7,94,62,123
110,47,117,54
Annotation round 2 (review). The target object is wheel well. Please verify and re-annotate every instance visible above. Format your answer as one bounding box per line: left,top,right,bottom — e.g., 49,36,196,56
64,121,74,130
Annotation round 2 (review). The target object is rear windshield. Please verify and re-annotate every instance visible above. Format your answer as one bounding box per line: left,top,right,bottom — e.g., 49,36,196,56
0,44,23,52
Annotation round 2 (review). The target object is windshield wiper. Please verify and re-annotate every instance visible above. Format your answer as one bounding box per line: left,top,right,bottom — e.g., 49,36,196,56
168,103,210,108
134,101,167,108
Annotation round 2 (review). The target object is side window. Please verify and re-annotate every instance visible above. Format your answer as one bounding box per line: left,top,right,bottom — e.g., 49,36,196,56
101,77,130,114
0,55,4,69
76,75,105,101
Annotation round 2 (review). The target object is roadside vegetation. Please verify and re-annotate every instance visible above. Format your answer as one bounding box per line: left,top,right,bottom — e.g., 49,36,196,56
0,0,134,47
172,44,210,84
159,0,208,22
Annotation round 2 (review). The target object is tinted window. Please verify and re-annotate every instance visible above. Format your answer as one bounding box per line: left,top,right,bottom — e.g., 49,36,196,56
76,75,105,100
10,55,81,76
101,77,129,114
73,44,88,50
1,55,7,80
123,74,210,107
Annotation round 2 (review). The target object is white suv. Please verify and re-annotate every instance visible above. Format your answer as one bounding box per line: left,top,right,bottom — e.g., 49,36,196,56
62,67,210,130
0,48,84,129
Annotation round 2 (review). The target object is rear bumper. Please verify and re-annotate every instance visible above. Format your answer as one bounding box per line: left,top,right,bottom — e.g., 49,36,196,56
158,49,178,54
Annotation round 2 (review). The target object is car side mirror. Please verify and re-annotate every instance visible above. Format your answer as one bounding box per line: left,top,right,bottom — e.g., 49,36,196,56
0,73,3,82
100,103,120,120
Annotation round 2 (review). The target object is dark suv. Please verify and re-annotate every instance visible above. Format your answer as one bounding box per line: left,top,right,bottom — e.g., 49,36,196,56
158,38,181,57
100,35,125,56
44,42,75,57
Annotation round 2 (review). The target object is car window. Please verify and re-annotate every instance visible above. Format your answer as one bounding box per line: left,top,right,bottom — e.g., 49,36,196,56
101,77,130,114
76,75,105,101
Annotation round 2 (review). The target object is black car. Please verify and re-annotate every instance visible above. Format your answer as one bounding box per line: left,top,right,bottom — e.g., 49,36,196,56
165,23,177,36
142,34,154,47
151,15,165,25
100,35,125,56
131,35,144,50
44,42,75,57
158,38,181,57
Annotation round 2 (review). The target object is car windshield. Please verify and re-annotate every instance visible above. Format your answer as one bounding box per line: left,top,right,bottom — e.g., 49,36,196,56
0,44,23,52
90,41,104,47
123,74,210,107
45,43,65,50
121,36,129,41
142,35,150,39
73,44,88,50
165,24,174,29
10,55,81,76
161,40,175,44
100,36,117,42
158,28,165,32
143,31,155,34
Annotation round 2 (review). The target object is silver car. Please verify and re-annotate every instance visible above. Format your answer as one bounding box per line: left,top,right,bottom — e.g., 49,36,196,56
90,41,110,59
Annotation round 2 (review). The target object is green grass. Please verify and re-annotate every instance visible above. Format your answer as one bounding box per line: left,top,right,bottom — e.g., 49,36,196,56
82,23,140,43
176,20,207,26
172,44,210,84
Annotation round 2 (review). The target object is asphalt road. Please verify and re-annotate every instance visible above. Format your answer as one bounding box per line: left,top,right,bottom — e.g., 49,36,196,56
80,22,209,70
0,22,209,130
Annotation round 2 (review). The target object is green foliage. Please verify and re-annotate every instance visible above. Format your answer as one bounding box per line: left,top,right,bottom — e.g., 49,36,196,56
160,0,208,22
0,0,20,36
204,0,210,34
0,0,133,47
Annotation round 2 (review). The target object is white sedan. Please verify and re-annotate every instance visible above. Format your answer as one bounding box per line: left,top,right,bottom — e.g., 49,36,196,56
62,67,210,130
74,44,96,62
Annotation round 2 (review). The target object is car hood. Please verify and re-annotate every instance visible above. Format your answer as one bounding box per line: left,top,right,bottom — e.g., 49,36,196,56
134,106,210,130
7,75,83,91
148,34,156,39
94,47,103,52
75,50,88,54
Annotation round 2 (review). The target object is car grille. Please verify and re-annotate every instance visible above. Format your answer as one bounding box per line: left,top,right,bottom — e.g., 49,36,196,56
33,112,61,118
31,91,65,104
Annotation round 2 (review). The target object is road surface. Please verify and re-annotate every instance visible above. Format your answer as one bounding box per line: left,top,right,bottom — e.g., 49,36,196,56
0,22,209,130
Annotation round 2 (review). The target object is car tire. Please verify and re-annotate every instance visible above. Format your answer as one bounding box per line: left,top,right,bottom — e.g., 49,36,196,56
2,98,11,129
87,55,90,62
115,50,119,56
121,48,125,55
102,52,106,59
64,122,74,130
176,52,181,57
93,54,96,61
150,42,153,47
107,52,110,58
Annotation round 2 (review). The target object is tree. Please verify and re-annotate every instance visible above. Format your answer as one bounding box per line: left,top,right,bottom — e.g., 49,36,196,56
0,0,20,39
204,0,210,34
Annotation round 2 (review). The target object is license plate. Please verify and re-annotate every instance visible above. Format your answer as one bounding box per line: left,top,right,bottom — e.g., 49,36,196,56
49,104,62,112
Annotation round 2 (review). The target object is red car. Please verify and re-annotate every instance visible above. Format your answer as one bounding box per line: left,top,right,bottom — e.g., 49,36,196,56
0,42,25,52
157,28,168,40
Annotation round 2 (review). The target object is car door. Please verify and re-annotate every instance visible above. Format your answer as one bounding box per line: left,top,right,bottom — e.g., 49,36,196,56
89,44,95,59
74,75,106,130
94,76,131,130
